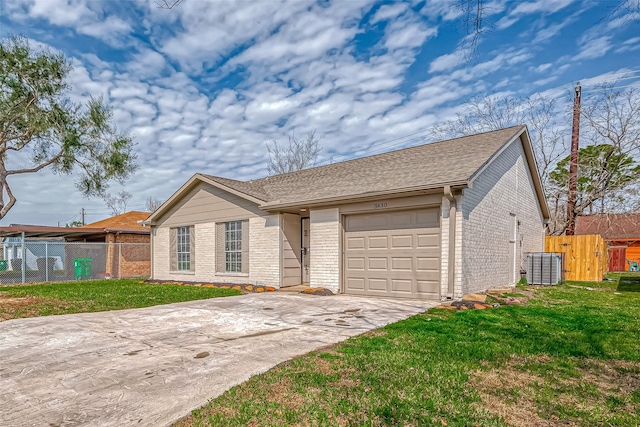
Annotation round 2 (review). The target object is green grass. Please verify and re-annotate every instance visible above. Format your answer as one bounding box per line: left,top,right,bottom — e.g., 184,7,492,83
175,276,640,427
0,279,240,320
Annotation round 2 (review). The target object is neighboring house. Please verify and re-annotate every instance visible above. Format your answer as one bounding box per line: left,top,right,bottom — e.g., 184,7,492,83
0,211,151,279
145,126,549,300
576,214,640,272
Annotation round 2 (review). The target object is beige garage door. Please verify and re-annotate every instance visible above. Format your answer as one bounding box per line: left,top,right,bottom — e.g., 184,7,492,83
344,209,440,299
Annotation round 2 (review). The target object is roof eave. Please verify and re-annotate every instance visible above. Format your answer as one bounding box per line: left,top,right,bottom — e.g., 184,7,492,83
102,228,150,235
260,182,468,211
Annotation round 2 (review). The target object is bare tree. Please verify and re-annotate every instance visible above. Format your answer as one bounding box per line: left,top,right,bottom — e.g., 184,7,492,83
103,190,132,216
156,0,183,9
145,196,164,212
267,131,322,175
433,86,640,235
432,94,569,193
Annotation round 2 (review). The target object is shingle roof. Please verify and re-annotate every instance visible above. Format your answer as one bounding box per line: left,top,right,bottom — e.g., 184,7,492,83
575,214,640,240
81,211,151,231
202,126,525,206
200,175,272,202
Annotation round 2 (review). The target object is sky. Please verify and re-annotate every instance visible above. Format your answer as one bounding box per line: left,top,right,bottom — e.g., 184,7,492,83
0,0,639,226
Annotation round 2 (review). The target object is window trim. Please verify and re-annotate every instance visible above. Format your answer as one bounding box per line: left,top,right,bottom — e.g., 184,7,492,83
216,219,249,275
176,226,191,271
224,220,242,273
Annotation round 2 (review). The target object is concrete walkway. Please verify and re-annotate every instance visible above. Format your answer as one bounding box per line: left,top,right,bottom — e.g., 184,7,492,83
0,293,435,427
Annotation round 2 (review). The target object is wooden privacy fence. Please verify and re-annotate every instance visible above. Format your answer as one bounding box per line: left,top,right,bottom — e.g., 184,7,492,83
545,235,607,282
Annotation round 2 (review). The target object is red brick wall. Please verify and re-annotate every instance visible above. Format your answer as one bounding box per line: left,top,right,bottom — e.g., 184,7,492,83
111,233,151,278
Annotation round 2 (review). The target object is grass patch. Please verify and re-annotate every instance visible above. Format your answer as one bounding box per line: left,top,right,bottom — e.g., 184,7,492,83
175,275,640,427
0,279,240,321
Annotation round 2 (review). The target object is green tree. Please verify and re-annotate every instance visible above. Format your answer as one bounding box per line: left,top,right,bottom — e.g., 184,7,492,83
548,144,640,215
0,36,137,219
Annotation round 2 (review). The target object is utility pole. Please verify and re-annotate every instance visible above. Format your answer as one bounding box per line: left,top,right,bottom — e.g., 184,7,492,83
566,82,581,236
81,208,85,226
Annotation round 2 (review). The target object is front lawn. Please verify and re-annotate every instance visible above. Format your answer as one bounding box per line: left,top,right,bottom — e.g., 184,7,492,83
176,275,640,427
0,279,240,321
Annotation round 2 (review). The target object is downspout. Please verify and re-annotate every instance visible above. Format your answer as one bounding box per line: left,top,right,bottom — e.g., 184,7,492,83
150,227,154,280
21,231,26,284
444,186,456,298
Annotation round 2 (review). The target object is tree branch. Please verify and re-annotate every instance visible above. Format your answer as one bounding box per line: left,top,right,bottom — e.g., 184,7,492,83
6,151,64,175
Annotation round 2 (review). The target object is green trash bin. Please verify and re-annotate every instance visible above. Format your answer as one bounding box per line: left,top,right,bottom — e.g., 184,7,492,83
0,260,7,271
73,258,93,280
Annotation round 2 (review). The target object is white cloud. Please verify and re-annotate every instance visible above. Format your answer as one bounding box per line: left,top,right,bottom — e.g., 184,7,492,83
7,0,132,44
429,49,468,73
615,36,640,54
575,36,612,60
532,63,553,73
156,0,321,73
370,3,409,24
496,0,574,29
0,0,634,227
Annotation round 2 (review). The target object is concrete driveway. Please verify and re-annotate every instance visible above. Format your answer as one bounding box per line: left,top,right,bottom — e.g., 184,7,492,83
0,293,435,427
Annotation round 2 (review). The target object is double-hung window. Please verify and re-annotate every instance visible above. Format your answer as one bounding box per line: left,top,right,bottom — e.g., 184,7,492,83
170,225,194,272
177,226,191,271
216,220,248,274
225,221,242,272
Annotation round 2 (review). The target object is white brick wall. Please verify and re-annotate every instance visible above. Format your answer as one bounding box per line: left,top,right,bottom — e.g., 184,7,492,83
439,195,464,298
309,208,340,293
152,226,170,280
152,214,281,287
248,215,281,287
440,197,450,297
459,137,545,295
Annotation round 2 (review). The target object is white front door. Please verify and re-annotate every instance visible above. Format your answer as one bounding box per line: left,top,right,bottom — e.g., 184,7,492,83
301,217,310,284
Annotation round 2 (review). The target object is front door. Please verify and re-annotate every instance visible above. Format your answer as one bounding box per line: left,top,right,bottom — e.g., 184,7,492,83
301,217,310,284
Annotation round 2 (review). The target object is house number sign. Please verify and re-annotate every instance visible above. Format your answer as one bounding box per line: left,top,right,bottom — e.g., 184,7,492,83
374,202,388,209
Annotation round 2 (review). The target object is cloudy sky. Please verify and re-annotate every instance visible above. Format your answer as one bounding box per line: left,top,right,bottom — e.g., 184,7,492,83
1,0,639,226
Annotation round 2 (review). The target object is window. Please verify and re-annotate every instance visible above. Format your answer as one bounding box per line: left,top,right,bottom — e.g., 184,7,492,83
170,225,195,272
225,221,242,272
216,220,248,274
177,226,191,271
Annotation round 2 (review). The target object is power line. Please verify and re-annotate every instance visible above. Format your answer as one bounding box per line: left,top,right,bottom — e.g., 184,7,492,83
580,69,640,82
582,82,640,92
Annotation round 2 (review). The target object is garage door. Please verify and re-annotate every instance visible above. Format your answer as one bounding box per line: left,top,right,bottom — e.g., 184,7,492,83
344,209,440,299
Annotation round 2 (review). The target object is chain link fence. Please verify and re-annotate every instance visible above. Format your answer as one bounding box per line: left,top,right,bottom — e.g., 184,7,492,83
0,240,150,285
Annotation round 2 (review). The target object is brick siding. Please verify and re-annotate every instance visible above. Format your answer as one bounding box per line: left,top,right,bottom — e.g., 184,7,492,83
309,208,340,293
152,215,281,287
459,137,545,295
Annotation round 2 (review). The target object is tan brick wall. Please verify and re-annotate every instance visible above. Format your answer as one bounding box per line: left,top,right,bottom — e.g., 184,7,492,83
309,208,340,293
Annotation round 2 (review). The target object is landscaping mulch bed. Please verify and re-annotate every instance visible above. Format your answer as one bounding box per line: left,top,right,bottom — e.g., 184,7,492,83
435,288,531,311
145,280,276,293
145,280,336,296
